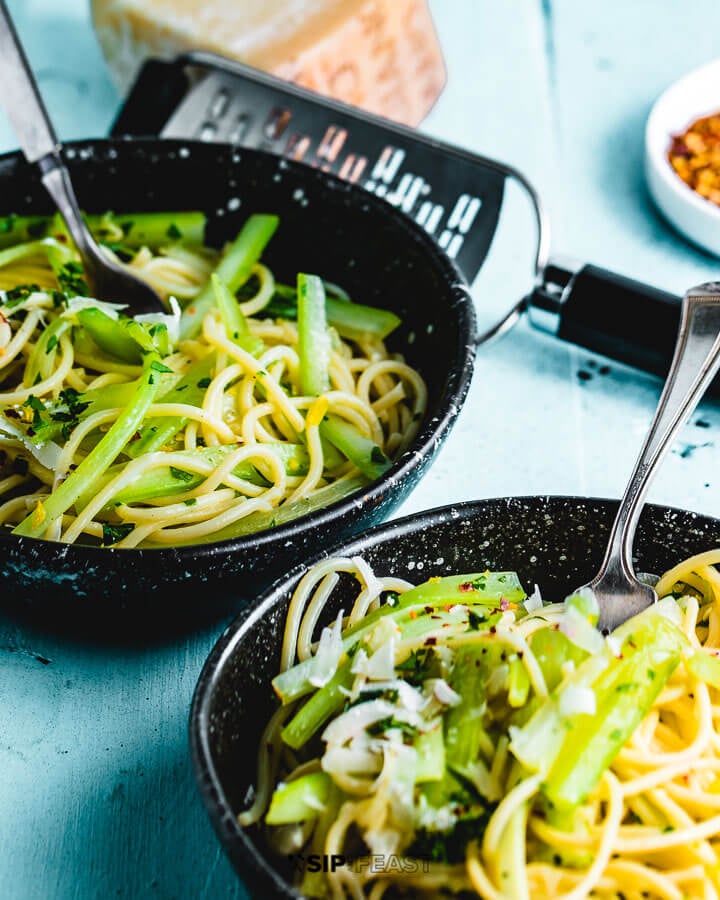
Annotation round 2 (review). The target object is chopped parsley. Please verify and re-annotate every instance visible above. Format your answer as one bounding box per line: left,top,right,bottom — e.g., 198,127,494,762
101,523,135,545
467,610,486,631
58,262,88,297
3,283,41,309
170,466,194,483
150,360,173,373
396,648,436,686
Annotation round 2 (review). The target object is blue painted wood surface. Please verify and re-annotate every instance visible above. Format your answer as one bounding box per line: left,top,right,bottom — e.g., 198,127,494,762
1,1,720,897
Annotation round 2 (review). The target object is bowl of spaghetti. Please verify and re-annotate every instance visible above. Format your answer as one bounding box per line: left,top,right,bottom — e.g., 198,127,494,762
0,138,475,614
190,495,720,899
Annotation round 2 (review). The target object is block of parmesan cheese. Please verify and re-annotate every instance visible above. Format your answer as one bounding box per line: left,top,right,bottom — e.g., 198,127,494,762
91,0,446,127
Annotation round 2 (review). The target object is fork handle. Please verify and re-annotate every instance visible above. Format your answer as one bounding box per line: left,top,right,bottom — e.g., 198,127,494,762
0,0,59,162
600,284,720,584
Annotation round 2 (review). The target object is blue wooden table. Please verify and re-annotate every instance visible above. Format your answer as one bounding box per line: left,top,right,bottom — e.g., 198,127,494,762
2,2,720,897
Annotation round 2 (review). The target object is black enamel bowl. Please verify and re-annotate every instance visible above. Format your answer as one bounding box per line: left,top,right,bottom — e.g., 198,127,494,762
190,494,720,898
0,138,475,616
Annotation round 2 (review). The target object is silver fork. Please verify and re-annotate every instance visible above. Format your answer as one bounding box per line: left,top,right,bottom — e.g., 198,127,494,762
581,282,720,633
0,1,165,314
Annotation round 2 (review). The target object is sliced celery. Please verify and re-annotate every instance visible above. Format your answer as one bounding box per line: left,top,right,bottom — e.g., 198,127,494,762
210,273,264,355
281,661,353,750
266,283,401,340
297,273,331,396
179,214,279,338
125,354,216,457
13,358,161,538
273,573,525,706
77,442,314,510
143,473,369,547
511,603,687,811
23,317,71,388
77,308,144,363
50,211,206,249
318,414,391,480
415,724,445,782
265,772,333,824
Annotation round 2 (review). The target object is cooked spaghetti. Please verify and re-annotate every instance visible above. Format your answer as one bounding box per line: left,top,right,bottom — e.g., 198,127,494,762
0,211,426,547
243,550,720,899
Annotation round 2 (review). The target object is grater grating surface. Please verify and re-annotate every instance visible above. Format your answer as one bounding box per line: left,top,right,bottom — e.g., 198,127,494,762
111,51,547,287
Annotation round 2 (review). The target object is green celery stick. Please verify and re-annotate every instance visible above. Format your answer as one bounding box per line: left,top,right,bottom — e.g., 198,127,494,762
50,211,206,249
76,308,144,363
297,273,331,396
265,772,333,824
125,355,216,457
445,643,497,775
415,725,445,782
508,656,531,707
319,414,391,480
13,359,162,538
76,309,169,363
143,472,369,547
527,627,590,694
179,214,279,339
265,283,401,340
325,295,400,341
210,274,264,355
281,661,353,750
299,781,343,897
23,317,71,388
77,442,316,510
28,379,155,446
511,603,687,812
273,572,526,705
395,571,525,610
686,650,720,688
0,215,51,248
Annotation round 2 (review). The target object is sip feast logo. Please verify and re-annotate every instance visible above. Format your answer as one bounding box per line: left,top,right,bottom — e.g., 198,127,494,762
290,853,346,874
289,854,431,874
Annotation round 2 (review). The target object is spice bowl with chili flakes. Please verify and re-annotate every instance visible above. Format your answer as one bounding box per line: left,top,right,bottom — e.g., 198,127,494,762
645,58,720,257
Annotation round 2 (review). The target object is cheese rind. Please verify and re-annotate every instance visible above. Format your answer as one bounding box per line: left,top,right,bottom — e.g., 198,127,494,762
92,0,446,127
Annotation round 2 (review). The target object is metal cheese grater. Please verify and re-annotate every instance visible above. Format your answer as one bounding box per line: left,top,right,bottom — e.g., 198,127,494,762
113,51,708,390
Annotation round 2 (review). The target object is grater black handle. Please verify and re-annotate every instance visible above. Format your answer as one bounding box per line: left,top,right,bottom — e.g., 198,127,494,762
525,260,720,391
111,60,190,137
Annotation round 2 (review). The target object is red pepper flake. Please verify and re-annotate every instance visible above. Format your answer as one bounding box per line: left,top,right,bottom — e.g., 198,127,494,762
408,610,418,619
424,606,434,614
459,582,475,593
424,637,437,646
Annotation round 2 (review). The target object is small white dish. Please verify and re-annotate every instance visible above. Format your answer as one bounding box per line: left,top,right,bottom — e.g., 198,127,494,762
645,58,720,257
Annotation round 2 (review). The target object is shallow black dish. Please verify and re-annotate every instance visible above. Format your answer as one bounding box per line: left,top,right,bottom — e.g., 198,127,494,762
0,138,475,615
189,494,720,898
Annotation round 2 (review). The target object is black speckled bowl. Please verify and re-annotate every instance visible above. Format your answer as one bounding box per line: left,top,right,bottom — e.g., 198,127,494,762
0,138,475,617
189,494,720,898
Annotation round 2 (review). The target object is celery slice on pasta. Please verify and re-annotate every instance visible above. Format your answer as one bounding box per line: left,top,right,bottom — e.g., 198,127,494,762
12,357,162,539
265,772,333,824
179,214,278,338
297,272,331,396
510,601,687,811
